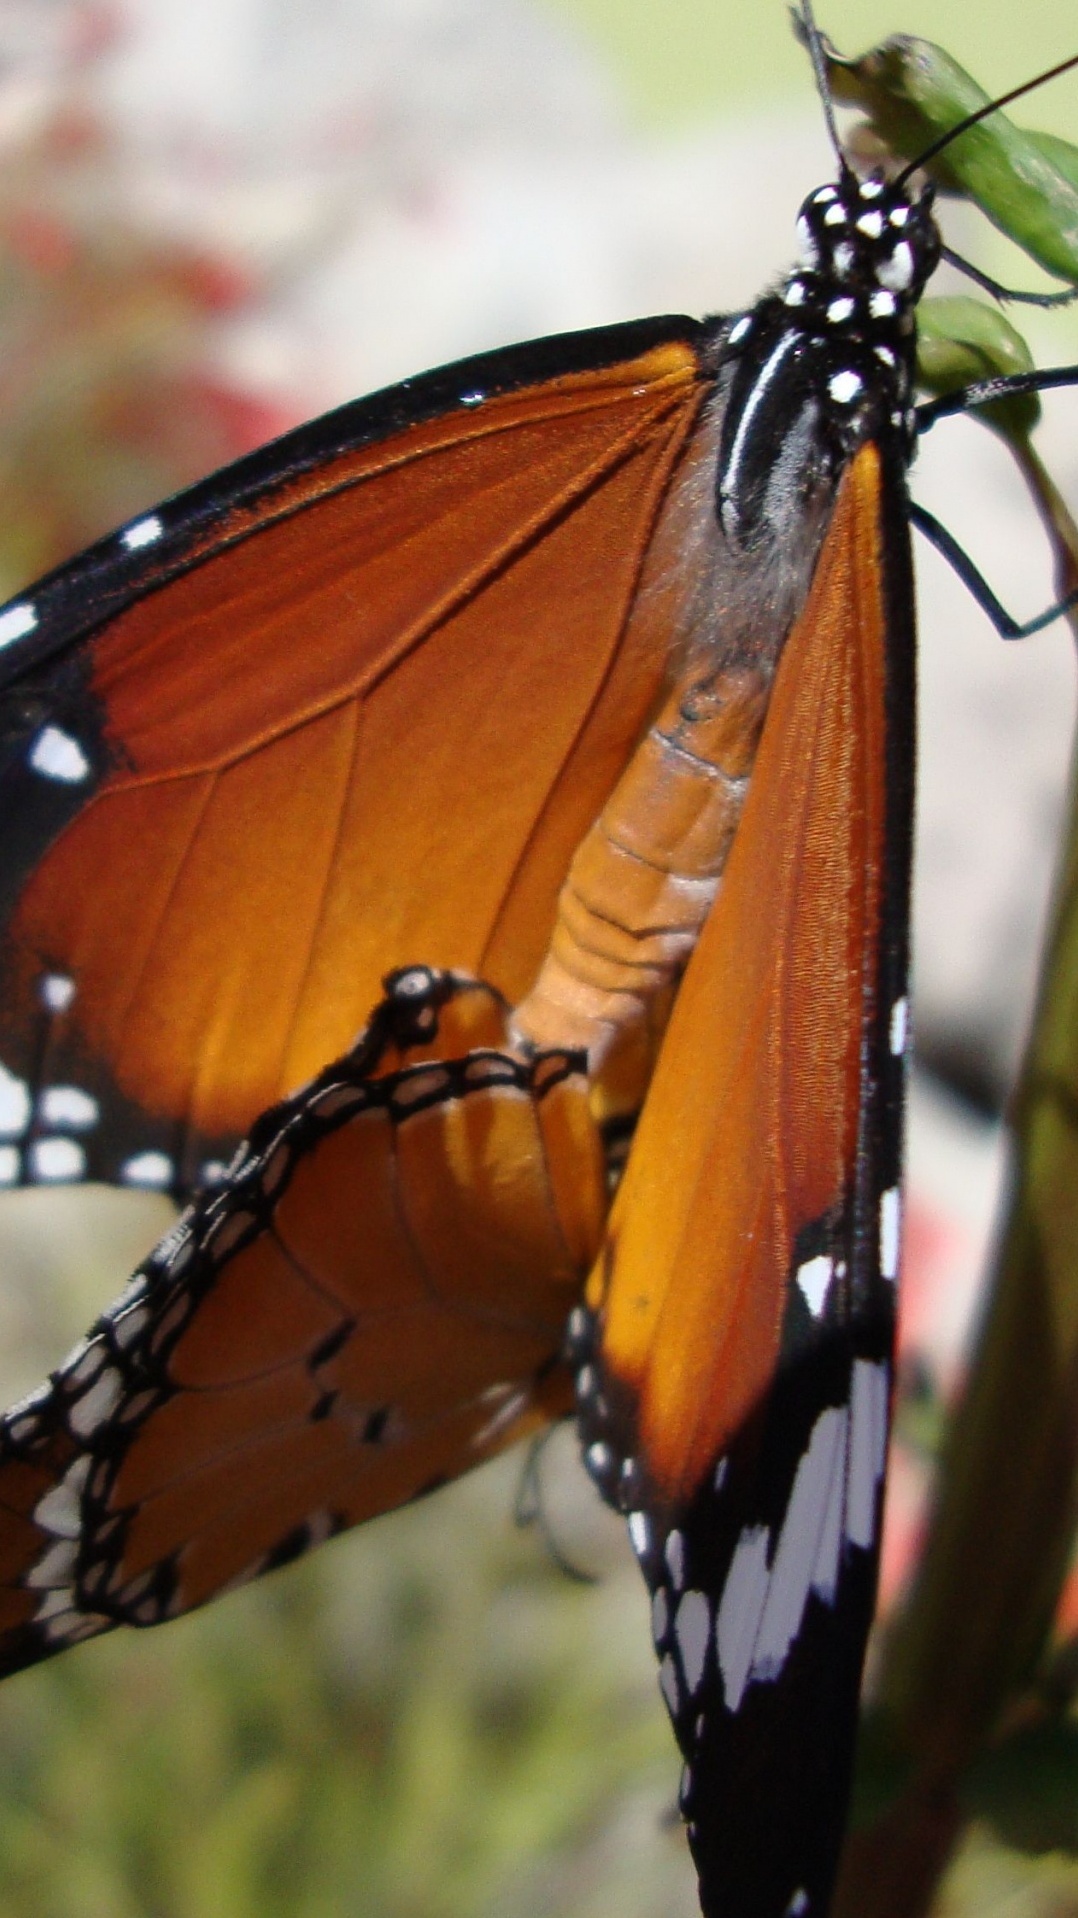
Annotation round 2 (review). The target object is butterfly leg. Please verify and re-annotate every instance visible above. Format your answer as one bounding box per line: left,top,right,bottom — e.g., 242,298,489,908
909,501,1078,637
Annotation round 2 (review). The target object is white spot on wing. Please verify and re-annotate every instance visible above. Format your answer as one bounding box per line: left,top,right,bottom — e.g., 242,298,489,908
6,1382,49,1423
68,1366,122,1438
62,1339,105,1388
665,1529,686,1590
727,314,752,344
627,1511,650,1559
0,1064,30,1136
880,1186,901,1279
29,1137,86,1181
717,1526,771,1711
25,1537,77,1589
110,1302,150,1348
870,288,897,319
33,1459,90,1538
122,514,163,549
676,1590,711,1694
34,1587,76,1621
889,996,908,1056
40,1086,98,1129
811,1420,846,1604
121,1150,174,1189
0,1146,19,1185
0,601,36,647
796,1254,832,1318
751,1406,848,1681
41,973,76,1012
392,1066,452,1109
856,209,884,238
846,1359,889,1549
29,726,90,783
44,1609,107,1645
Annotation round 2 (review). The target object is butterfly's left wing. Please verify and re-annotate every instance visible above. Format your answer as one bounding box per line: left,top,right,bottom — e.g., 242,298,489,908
574,438,914,1918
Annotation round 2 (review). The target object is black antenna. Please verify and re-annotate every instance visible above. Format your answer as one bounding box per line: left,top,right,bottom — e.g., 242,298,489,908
793,0,849,174
895,48,1078,187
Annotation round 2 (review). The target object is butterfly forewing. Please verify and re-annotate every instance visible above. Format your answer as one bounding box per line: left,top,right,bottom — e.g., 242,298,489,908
0,326,709,1199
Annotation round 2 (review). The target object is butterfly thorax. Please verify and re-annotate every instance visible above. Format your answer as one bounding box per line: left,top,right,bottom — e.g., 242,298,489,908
716,171,939,550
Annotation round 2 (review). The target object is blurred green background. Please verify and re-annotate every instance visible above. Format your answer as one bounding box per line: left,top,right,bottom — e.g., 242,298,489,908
548,0,1078,127
0,2,1076,1915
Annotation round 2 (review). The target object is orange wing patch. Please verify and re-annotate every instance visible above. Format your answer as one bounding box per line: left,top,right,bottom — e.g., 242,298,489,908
0,968,606,1672
585,441,890,1508
0,343,707,1184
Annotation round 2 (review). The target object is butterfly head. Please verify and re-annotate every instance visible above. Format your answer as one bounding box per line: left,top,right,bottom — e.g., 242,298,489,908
715,170,939,553
793,172,939,311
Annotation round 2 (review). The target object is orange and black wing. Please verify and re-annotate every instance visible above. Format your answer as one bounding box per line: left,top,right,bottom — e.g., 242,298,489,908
0,966,607,1674
574,438,914,1918
0,318,711,1199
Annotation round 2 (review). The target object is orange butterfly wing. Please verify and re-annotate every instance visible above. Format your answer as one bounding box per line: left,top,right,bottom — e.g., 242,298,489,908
575,440,913,1918
0,968,607,1669
0,318,732,1677
0,323,709,1193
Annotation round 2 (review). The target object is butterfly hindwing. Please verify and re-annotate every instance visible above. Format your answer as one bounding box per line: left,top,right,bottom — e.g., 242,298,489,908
575,440,914,1918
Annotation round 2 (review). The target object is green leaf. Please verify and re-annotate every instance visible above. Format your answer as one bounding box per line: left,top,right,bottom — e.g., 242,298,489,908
1026,129,1078,195
823,35,1078,284
916,296,1040,437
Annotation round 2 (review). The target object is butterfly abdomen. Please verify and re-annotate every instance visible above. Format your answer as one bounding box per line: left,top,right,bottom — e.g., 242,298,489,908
512,666,769,1065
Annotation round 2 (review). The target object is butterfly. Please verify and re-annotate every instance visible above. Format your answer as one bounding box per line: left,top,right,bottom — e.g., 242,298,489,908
0,8,1075,1915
